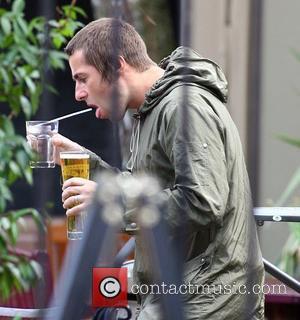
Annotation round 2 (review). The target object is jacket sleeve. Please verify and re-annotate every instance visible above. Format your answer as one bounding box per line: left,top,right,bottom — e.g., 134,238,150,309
83,148,123,180
83,148,135,232
158,94,230,231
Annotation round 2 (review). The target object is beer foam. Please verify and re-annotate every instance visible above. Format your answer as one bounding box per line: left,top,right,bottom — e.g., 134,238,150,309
60,152,89,159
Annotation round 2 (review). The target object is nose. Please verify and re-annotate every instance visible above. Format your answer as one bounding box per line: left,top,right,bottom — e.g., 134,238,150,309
75,84,87,101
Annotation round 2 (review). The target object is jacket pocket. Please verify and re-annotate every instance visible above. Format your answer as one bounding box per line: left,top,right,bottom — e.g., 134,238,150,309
183,253,211,285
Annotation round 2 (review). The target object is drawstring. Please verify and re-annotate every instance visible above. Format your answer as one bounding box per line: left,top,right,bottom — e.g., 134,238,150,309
127,113,141,172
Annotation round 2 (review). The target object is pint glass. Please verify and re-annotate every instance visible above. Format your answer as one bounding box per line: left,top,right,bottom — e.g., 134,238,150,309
60,151,90,240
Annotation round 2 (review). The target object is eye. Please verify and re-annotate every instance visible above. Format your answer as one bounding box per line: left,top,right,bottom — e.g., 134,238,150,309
79,77,87,84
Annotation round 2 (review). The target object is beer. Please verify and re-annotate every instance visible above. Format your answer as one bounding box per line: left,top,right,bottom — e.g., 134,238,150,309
60,152,90,181
60,151,90,240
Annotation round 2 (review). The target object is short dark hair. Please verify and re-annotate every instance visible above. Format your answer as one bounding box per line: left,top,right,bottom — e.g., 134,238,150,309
65,18,155,82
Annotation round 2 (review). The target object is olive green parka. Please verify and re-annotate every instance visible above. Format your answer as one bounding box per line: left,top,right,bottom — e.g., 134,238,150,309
89,47,264,319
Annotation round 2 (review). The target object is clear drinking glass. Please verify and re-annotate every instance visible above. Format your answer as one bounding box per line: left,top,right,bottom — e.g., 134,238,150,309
60,151,90,240
26,120,59,168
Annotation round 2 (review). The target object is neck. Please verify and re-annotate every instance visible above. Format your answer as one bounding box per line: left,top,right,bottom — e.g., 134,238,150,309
128,65,164,109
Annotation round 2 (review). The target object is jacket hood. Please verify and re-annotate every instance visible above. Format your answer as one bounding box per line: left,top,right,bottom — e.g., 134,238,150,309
139,46,228,116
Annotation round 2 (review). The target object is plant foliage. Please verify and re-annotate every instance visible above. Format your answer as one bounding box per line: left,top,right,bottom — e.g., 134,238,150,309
276,92,300,279
0,0,85,300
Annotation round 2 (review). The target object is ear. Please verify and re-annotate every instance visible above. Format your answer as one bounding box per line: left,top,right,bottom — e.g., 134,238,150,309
118,56,127,75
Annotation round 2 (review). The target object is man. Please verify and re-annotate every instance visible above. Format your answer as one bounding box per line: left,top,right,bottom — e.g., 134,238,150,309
52,18,264,319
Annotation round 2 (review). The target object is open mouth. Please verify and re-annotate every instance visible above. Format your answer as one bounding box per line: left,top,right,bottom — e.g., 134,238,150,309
88,104,102,118
88,104,98,109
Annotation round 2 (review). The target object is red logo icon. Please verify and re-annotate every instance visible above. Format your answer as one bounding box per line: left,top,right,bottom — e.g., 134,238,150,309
92,268,128,308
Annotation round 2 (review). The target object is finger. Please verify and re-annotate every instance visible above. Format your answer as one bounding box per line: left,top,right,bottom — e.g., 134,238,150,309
63,194,82,210
62,177,87,190
62,186,83,202
52,133,84,152
66,203,85,217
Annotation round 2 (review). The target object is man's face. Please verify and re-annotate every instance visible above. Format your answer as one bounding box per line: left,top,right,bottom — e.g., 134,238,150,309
69,50,128,120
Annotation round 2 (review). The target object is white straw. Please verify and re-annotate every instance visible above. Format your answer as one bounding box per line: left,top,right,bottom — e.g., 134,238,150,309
35,108,92,126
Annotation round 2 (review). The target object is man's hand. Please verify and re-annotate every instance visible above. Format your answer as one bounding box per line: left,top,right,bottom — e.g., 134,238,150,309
62,177,97,216
52,133,85,165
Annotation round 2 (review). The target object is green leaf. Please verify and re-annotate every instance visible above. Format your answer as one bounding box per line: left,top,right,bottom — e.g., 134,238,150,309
0,8,7,16
290,48,300,62
0,116,15,135
62,5,76,20
289,223,300,238
1,16,11,35
1,217,11,230
20,95,31,119
51,32,66,49
30,85,42,114
0,128,5,138
48,50,68,70
5,261,24,287
12,19,23,43
0,269,12,299
8,221,18,245
15,150,28,170
22,139,32,154
16,66,26,78
0,67,11,93
0,194,6,212
30,70,40,79
60,20,83,37
276,167,300,206
2,47,18,66
62,5,87,19
22,261,34,282
12,69,21,82
16,216,26,229
12,0,25,14
18,46,36,66
10,208,33,219
0,32,14,49
0,235,8,254
23,166,33,185
0,182,13,201
277,134,300,149
48,20,60,28
25,76,36,94
72,6,87,18
60,25,74,37
9,161,21,177
8,170,18,185
46,84,59,95
17,16,28,35
0,67,10,83
29,260,43,279
27,208,44,229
